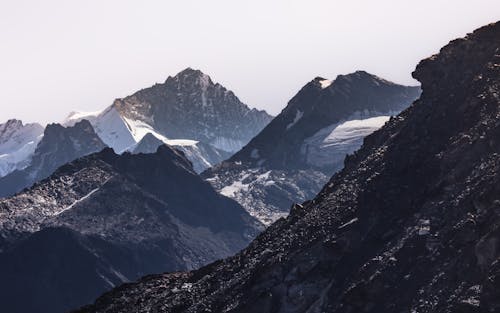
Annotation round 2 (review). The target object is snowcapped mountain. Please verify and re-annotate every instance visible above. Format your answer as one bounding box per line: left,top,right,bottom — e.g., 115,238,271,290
112,68,273,152
0,119,44,177
77,21,500,313
230,70,421,170
204,71,421,224
64,68,273,172
0,144,261,313
0,120,106,197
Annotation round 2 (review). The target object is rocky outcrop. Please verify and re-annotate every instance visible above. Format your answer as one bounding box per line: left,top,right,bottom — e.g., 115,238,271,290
0,145,262,313
77,21,500,313
0,120,106,197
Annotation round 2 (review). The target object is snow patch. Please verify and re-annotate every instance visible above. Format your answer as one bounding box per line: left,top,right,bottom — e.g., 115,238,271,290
55,178,110,215
286,110,304,130
302,115,390,168
319,79,332,89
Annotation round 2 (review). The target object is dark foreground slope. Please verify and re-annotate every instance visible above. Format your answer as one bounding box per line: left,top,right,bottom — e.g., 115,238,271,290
78,22,500,313
0,145,261,313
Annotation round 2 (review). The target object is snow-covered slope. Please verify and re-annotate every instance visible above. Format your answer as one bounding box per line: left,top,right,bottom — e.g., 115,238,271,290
131,133,231,173
302,115,391,168
0,119,44,177
64,107,136,153
64,108,230,173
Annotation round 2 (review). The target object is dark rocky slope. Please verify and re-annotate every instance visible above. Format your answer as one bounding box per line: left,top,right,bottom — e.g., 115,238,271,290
0,145,261,313
204,72,420,224
78,22,500,313
0,120,106,197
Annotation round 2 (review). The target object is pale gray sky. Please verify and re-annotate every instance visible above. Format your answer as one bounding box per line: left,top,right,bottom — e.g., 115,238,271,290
1,0,499,124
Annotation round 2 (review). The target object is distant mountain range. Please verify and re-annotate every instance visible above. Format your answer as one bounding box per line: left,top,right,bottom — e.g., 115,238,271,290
0,145,261,313
0,69,272,196
78,21,500,313
204,71,421,224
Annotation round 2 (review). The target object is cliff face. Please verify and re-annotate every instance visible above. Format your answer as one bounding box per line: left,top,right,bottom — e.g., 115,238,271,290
77,22,500,313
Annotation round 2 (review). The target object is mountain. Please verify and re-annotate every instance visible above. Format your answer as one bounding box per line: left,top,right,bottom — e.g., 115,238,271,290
113,68,273,152
229,70,420,170
0,120,106,197
77,22,500,313
64,68,273,171
204,72,420,224
0,119,44,177
0,145,262,313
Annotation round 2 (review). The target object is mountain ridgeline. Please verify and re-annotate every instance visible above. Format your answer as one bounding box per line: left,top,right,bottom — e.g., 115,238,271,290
0,145,262,313
229,70,421,170
78,22,500,313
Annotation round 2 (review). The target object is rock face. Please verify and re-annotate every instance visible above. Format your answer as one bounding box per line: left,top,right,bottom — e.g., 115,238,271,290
0,120,106,197
113,68,273,153
0,119,44,177
0,145,262,313
204,72,420,224
78,22,500,313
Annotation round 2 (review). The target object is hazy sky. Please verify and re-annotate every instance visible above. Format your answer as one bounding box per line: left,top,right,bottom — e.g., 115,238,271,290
1,0,499,125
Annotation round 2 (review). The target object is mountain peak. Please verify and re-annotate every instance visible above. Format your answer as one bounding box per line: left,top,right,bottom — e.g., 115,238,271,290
168,67,213,89
1,119,23,129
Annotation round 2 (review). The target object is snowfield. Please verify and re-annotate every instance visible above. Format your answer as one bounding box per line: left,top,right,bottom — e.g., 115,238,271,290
302,115,390,168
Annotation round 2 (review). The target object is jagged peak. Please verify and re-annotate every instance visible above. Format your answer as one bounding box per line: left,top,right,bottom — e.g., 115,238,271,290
1,119,23,128
167,67,214,88
44,119,93,133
